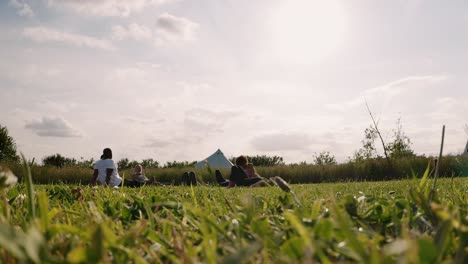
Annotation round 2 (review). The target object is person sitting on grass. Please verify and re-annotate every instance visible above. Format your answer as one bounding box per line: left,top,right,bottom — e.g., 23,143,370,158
90,148,122,187
123,164,150,187
215,155,290,191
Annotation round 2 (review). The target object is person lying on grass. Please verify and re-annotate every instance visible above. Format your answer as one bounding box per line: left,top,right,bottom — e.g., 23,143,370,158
181,171,198,186
215,155,290,191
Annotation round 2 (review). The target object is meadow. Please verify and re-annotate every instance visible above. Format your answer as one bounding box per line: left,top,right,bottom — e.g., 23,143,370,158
6,155,468,185
0,163,467,263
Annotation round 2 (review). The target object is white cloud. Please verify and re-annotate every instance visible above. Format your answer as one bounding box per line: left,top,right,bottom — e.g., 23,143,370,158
23,26,114,50
123,116,165,125
111,23,153,41
9,0,34,18
183,108,238,136
327,75,448,110
155,13,199,43
365,75,447,97
47,0,172,17
110,15,199,45
25,117,82,137
429,97,468,121
145,138,172,148
251,132,315,151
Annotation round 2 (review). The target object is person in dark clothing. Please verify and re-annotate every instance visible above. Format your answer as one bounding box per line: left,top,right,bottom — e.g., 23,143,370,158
182,171,198,186
216,156,289,190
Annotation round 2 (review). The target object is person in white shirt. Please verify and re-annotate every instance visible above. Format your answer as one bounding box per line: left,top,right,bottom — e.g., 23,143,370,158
90,148,122,187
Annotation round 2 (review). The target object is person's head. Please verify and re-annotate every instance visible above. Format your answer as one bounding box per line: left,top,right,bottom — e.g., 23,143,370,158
102,148,112,159
235,155,248,167
135,164,143,174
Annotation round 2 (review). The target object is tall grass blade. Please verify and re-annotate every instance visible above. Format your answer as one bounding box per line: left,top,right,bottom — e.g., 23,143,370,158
418,162,431,190
21,153,36,220
431,125,445,202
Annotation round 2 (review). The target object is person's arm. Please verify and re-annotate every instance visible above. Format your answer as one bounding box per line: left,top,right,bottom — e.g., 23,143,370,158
90,169,98,186
105,168,113,185
246,164,260,178
252,165,260,177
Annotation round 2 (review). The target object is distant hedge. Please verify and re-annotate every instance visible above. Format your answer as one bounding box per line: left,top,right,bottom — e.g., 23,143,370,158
4,155,467,185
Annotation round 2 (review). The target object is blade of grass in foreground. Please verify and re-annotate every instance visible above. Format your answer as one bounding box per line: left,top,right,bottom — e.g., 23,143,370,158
21,153,36,221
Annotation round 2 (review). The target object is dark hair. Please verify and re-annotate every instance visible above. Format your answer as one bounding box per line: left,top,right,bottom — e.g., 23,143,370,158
235,155,248,166
103,148,112,159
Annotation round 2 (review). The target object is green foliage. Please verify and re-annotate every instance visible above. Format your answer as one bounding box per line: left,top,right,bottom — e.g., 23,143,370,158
42,154,77,168
455,155,468,176
117,158,138,170
353,126,379,161
313,151,337,165
0,125,19,163
163,160,197,168
42,154,92,169
116,158,161,170
387,118,415,159
230,155,285,167
141,158,159,169
353,118,415,161
4,155,466,185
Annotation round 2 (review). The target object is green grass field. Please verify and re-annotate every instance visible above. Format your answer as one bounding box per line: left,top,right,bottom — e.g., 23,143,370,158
1,165,467,263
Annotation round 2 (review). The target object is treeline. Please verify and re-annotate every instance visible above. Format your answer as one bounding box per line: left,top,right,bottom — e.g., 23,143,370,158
5,155,468,185
1,121,467,185
38,154,198,170
0,118,444,169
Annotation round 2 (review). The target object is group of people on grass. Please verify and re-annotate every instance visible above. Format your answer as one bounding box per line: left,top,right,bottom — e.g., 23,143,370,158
90,148,150,188
90,148,290,191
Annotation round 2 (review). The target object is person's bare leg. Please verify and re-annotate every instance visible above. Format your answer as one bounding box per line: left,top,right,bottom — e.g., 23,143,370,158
249,178,274,187
249,181,267,187
273,176,291,192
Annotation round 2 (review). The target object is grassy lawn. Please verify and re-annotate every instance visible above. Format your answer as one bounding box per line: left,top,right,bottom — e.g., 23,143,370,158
1,175,467,263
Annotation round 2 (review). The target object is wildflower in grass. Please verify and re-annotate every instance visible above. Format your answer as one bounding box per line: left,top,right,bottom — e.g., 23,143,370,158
150,242,162,252
0,165,17,190
18,194,27,200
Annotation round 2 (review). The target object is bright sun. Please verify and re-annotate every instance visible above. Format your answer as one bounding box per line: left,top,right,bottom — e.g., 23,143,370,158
268,0,347,64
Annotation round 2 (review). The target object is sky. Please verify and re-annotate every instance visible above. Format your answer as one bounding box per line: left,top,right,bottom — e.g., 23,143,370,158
1,0,467,164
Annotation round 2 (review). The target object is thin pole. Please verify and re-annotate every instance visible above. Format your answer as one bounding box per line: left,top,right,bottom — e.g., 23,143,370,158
432,125,445,191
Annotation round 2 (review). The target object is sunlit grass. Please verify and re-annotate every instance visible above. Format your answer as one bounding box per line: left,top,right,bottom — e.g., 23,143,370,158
0,161,467,263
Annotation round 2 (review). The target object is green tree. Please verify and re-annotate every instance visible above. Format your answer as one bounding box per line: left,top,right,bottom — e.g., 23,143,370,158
43,154,76,168
141,158,159,169
0,124,20,163
163,161,197,168
117,158,129,170
352,118,415,161
387,118,415,158
76,157,95,168
117,158,139,170
230,155,285,167
352,126,379,161
313,151,337,165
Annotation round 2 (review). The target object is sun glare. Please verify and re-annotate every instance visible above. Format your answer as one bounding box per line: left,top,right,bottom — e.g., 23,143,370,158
268,0,347,64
